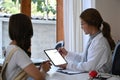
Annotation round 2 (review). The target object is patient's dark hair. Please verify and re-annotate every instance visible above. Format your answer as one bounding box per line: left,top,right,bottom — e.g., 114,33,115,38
9,13,33,57
80,8,115,50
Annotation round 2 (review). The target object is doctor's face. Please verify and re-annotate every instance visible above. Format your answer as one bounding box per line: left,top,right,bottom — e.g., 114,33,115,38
81,19,92,35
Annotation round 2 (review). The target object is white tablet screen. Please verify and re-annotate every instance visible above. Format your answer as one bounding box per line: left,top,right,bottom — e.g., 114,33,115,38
44,49,67,66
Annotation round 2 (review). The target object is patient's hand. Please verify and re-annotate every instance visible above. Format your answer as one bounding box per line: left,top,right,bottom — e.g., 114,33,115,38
40,61,52,73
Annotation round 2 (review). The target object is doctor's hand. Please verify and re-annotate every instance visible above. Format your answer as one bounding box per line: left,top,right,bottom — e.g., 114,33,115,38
58,64,67,69
58,48,68,58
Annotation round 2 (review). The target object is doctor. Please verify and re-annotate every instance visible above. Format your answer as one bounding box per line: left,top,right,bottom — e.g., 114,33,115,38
58,8,115,73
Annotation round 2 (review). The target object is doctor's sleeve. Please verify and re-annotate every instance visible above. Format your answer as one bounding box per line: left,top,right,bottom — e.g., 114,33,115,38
66,45,108,72
65,51,83,63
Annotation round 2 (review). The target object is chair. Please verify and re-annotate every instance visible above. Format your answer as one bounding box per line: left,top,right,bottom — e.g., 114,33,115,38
112,41,120,76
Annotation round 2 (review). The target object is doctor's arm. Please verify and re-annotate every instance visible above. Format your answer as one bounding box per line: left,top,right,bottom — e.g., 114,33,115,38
58,48,83,62
66,45,108,72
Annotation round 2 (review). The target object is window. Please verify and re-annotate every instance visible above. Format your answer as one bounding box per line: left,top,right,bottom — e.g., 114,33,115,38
0,0,56,20
0,0,20,16
0,0,57,59
31,0,56,20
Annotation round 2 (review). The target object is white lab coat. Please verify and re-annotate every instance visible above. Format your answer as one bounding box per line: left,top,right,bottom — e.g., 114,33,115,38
65,33,112,73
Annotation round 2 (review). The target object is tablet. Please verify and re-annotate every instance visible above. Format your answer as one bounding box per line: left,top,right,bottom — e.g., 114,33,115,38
44,49,67,66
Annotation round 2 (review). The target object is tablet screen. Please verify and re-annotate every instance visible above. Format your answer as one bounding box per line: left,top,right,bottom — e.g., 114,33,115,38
44,49,67,66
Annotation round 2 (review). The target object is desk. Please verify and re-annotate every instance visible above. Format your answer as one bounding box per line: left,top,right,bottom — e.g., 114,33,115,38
46,66,120,80
0,58,45,66
46,72,89,80
1,58,120,80
46,66,89,80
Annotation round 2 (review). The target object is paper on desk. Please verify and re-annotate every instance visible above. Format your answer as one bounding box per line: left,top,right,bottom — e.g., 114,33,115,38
57,69,81,75
99,73,120,80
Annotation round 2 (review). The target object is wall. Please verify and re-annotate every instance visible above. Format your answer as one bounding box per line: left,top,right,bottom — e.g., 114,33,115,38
95,0,120,43
31,22,56,59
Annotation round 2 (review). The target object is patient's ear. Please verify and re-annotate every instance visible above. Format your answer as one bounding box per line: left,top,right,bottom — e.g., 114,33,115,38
27,51,31,57
27,48,31,57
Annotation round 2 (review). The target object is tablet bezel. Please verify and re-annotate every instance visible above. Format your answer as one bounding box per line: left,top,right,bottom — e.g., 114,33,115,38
44,49,67,66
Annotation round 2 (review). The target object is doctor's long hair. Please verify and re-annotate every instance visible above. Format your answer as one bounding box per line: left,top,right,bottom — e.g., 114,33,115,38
80,8,115,50
9,13,33,57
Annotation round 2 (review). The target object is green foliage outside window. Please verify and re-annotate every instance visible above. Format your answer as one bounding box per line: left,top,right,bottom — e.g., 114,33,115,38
0,0,56,20
0,0,20,14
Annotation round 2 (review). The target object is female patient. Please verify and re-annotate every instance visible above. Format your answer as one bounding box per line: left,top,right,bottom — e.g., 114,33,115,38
58,8,115,73
3,13,51,80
